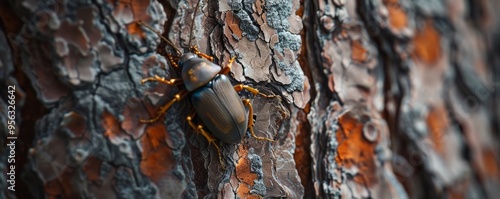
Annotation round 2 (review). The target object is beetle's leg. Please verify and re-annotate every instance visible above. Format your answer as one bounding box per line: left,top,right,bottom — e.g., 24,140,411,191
141,75,183,86
186,110,226,169
141,90,188,123
167,53,179,68
219,56,236,75
242,99,274,142
234,84,281,100
190,45,214,62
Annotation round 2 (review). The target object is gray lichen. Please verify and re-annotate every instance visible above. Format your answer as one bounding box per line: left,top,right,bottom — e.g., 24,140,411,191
230,0,260,41
274,31,301,53
276,60,304,92
265,0,293,31
248,151,266,195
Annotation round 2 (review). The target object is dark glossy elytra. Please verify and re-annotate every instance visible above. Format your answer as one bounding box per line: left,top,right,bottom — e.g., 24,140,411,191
191,74,247,144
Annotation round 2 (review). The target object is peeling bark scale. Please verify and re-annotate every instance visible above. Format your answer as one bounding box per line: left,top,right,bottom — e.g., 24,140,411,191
0,0,499,199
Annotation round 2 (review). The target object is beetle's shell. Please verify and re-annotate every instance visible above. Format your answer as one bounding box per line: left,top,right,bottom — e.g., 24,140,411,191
180,53,221,91
191,75,247,143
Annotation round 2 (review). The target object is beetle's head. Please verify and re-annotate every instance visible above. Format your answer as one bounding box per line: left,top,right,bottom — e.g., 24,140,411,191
178,52,197,67
180,53,222,91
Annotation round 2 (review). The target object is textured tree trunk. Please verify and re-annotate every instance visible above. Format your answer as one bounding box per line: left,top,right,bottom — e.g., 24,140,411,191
1,0,499,198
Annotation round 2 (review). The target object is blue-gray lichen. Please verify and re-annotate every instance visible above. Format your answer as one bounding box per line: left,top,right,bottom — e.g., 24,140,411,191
265,0,304,95
265,0,293,31
274,31,301,54
248,152,266,195
276,60,304,92
230,0,260,41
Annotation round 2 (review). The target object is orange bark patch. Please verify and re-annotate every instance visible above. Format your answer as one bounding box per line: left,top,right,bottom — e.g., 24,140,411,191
294,110,314,195
102,110,123,139
102,110,174,182
139,123,175,182
447,180,470,199
448,189,465,199
351,40,368,63
45,170,79,198
426,105,449,154
127,21,145,38
45,179,64,197
129,0,150,21
481,149,499,178
328,75,335,92
335,114,378,187
102,111,122,140
236,145,259,199
62,111,87,138
83,156,102,182
226,12,243,39
294,110,313,192
384,0,408,30
413,21,441,64
114,0,150,37
296,0,304,17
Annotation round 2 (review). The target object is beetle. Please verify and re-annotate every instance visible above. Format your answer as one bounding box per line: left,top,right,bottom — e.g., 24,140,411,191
137,17,279,168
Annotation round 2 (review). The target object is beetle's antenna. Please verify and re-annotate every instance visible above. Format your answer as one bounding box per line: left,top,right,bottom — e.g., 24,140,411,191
138,21,182,56
188,0,202,47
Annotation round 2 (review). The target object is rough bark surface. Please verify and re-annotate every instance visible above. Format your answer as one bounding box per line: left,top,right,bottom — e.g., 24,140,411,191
0,0,499,199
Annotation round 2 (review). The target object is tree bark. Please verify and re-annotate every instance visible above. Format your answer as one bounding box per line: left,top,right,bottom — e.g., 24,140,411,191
1,0,499,198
